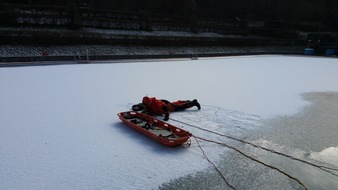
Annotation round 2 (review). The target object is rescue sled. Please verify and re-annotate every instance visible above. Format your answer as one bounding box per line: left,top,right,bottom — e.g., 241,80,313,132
117,111,192,146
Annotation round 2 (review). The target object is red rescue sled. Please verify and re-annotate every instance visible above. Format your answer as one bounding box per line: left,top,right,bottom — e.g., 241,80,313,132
117,111,192,146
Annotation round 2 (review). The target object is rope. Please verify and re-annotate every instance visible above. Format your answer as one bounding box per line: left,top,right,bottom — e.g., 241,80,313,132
171,118,338,176
193,136,236,190
194,135,308,190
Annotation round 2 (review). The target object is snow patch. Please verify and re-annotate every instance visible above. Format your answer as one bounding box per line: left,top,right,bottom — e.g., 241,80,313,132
309,147,338,167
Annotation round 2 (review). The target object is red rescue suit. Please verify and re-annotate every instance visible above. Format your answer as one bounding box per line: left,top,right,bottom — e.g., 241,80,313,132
141,96,200,121
142,97,173,115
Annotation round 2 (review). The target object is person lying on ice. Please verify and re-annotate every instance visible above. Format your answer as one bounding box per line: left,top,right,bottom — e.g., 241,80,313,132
132,96,201,121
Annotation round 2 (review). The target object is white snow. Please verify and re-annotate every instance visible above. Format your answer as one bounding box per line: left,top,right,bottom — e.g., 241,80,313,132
309,147,338,166
1,55,338,190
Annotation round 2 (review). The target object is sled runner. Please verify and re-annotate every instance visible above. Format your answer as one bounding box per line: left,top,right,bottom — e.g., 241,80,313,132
117,111,192,146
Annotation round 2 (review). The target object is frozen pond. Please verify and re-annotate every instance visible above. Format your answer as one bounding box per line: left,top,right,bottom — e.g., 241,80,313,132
1,55,338,190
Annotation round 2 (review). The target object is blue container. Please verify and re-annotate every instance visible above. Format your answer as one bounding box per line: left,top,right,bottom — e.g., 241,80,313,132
304,48,314,55
325,49,336,56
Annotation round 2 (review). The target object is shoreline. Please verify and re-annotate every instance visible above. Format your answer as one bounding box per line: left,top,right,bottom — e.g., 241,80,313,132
0,45,304,64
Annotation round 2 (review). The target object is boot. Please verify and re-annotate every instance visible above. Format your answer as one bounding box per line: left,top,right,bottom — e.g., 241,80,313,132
191,99,201,110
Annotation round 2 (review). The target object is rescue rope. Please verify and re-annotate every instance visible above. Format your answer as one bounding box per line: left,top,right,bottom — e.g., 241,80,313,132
193,135,308,190
171,118,338,176
193,135,236,190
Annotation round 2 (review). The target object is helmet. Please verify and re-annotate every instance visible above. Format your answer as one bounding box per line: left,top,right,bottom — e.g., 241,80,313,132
132,103,145,111
142,96,151,106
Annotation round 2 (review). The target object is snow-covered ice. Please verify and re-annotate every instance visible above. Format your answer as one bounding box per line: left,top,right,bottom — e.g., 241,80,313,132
1,55,338,189
309,147,338,166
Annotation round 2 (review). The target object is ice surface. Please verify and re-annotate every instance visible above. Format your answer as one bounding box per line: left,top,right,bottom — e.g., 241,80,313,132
309,147,338,167
1,55,338,190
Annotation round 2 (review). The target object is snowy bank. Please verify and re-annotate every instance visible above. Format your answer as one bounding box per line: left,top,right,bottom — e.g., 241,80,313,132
0,44,304,64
